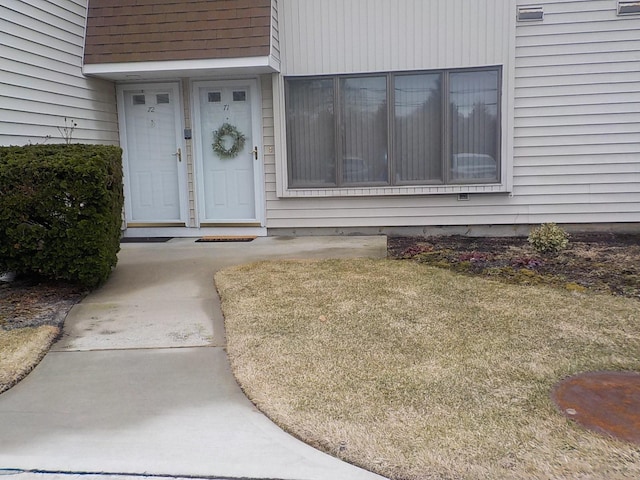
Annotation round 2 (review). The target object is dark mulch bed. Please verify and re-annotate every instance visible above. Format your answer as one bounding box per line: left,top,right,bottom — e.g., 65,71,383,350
0,277,85,330
388,233,640,300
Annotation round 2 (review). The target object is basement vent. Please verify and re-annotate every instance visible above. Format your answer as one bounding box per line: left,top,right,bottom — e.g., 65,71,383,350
618,1,640,15
517,6,544,21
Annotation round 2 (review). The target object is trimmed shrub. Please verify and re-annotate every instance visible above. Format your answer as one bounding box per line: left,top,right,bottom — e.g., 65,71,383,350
0,144,124,288
528,223,570,254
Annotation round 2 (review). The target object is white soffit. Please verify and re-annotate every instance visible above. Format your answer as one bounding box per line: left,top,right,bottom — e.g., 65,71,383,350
83,56,280,81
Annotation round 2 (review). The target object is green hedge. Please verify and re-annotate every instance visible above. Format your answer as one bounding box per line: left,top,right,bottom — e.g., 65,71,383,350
0,144,124,288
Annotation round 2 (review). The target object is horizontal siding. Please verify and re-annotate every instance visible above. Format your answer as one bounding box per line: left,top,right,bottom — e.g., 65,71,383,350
265,194,640,228
512,0,640,225
261,74,276,221
0,1,119,146
265,0,640,229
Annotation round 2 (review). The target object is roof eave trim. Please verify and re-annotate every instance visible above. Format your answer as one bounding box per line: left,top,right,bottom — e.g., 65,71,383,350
83,55,280,79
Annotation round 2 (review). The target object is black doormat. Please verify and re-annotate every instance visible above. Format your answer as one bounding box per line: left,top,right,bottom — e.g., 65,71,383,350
196,236,256,243
120,237,172,243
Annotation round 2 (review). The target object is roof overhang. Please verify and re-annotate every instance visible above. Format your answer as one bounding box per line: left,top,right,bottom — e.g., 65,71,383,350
83,55,280,81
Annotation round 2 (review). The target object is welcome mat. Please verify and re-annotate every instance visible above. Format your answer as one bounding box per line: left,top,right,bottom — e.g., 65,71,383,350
196,236,256,243
121,237,172,243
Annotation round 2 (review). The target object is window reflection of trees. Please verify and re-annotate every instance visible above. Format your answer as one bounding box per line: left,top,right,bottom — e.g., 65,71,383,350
285,68,500,188
341,77,388,184
395,74,442,182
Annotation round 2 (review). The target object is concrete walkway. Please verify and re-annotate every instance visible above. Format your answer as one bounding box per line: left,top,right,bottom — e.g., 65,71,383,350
0,236,388,480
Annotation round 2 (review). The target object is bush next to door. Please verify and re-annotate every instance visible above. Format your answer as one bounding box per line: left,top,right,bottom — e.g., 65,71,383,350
0,144,124,288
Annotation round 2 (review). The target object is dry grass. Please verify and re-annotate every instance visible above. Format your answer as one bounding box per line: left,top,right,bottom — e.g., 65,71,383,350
216,259,640,480
0,325,60,394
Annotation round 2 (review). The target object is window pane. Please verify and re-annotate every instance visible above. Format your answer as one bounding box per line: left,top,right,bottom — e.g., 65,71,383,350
340,77,388,184
394,73,442,182
449,70,499,182
286,79,336,187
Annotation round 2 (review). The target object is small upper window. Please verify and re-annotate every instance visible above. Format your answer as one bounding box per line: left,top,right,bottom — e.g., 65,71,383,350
156,93,170,104
618,1,640,15
517,6,543,22
208,92,221,103
132,94,145,105
233,91,247,102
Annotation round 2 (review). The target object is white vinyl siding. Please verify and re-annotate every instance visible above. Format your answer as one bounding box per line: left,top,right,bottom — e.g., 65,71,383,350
268,0,516,228
0,0,118,146
280,0,513,75
261,75,277,214
265,0,639,230
512,0,640,224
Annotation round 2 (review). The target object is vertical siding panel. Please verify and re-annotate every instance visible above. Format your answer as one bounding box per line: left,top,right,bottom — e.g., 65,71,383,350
281,0,511,75
271,0,280,62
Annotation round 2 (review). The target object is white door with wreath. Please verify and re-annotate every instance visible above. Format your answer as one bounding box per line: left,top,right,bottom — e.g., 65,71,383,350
193,80,262,224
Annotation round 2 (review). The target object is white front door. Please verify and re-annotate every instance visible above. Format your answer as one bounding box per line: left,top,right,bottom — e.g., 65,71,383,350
119,83,187,224
193,80,262,224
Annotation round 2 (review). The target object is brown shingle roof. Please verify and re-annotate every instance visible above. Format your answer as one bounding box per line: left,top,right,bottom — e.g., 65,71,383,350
84,0,271,64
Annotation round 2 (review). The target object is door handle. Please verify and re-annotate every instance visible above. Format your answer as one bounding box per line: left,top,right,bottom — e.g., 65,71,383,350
252,146,258,160
173,148,182,162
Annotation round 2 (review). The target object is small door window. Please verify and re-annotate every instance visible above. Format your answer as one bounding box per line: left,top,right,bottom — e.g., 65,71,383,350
233,91,246,102
132,94,146,105
156,93,170,104
208,92,221,103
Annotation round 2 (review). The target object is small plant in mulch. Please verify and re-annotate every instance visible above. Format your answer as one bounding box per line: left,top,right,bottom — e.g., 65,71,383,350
528,223,570,254
388,233,640,300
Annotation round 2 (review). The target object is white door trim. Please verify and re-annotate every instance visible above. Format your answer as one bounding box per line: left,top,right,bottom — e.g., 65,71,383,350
116,82,188,226
191,78,265,227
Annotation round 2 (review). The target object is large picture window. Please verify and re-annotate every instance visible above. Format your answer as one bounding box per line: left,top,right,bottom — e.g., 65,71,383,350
285,67,501,188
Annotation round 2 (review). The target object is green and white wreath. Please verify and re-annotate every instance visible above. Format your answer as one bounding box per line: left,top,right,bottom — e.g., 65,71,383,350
212,122,246,159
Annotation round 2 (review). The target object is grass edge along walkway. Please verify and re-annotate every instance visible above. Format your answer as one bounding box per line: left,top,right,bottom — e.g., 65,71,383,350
216,258,640,480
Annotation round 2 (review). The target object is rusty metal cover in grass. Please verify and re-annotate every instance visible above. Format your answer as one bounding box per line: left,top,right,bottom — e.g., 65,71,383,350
552,371,640,444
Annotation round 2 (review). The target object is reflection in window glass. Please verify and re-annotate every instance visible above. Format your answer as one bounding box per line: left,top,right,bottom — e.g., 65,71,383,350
394,73,442,182
340,77,388,184
449,71,499,182
286,79,336,187
284,67,501,189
